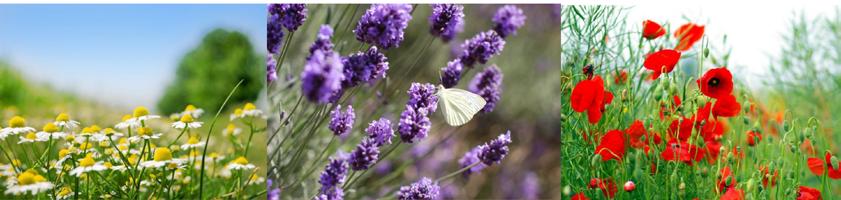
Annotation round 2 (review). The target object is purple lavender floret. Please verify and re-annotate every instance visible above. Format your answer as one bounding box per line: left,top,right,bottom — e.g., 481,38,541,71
267,180,281,200
468,65,503,113
406,83,439,113
440,59,463,88
349,138,380,170
458,146,488,177
458,31,505,67
267,55,278,83
301,49,344,103
398,105,431,143
477,130,512,165
396,177,440,200
428,4,464,42
267,14,285,54
341,46,389,88
269,4,307,32
521,172,540,200
318,156,348,192
308,25,335,59
328,105,355,137
314,187,344,200
365,118,393,146
492,5,526,38
354,4,413,49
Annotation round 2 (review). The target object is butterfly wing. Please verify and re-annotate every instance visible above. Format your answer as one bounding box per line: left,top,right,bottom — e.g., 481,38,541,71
439,88,486,126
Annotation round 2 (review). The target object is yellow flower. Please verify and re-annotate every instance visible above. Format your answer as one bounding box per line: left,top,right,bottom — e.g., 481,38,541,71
42,123,59,133
78,154,96,167
243,103,256,111
180,114,194,123
121,114,132,122
154,147,173,162
8,116,25,128
232,156,249,165
55,113,70,122
133,106,150,117
185,104,197,111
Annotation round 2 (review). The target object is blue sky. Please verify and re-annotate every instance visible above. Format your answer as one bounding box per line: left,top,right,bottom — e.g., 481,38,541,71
0,4,266,108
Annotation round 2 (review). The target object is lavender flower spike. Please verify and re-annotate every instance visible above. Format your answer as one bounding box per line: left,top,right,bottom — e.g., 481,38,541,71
440,59,463,88
398,105,431,143
309,25,335,59
328,105,355,137
318,156,348,191
468,65,503,113
397,177,440,200
458,31,505,67
301,49,344,103
341,46,389,88
478,130,512,165
267,14,285,54
429,4,464,42
354,4,413,49
492,5,526,38
406,83,439,113
349,138,380,170
269,4,308,32
458,146,487,177
314,187,344,200
267,55,278,84
365,118,393,146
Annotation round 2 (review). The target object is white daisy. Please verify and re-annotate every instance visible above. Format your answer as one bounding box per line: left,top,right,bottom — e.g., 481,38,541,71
127,127,162,142
172,114,203,129
0,164,14,177
69,154,107,177
17,132,47,144
91,128,124,142
180,104,205,118
128,106,160,123
53,113,80,130
223,123,242,136
0,116,36,140
114,114,141,130
37,123,67,140
4,170,54,196
180,136,205,150
56,186,74,200
246,174,265,185
230,103,264,120
140,147,185,168
221,156,255,177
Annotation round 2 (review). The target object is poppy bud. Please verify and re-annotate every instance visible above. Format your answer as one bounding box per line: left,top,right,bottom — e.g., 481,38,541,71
624,181,636,191
743,117,749,125
678,182,685,191
560,113,567,122
591,154,601,166
832,156,840,168
703,48,710,57
670,170,678,181
562,185,571,195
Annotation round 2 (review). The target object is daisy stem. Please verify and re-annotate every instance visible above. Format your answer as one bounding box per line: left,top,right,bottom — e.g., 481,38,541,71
198,80,243,199
243,118,256,156
167,127,189,148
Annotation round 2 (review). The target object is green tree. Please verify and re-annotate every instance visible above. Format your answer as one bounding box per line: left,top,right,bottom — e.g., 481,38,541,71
158,29,264,115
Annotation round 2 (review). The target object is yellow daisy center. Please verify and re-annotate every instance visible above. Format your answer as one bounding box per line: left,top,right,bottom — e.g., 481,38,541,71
24,132,37,140
153,147,173,162
79,142,92,151
104,162,113,168
79,155,96,167
225,123,236,132
56,113,70,122
104,128,116,136
243,103,256,111
128,154,138,165
232,156,249,165
185,104,197,111
58,187,72,196
233,109,243,116
81,127,94,134
121,114,132,122
8,116,25,128
133,106,149,117
187,136,200,145
89,125,101,133
137,127,152,136
180,114,194,123
16,171,37,185
43,123,59,133
58,149,70,158
65,134,76,142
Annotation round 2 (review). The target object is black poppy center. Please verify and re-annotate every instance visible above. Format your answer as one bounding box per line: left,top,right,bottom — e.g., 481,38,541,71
708,78,720,87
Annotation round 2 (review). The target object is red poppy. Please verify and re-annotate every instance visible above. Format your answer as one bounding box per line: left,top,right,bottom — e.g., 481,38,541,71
720,188,744,200
588,178,618,198
614,70,628,85
596,130,626,161
642,20,666,40
797,186,822,200
713,94,741,117
571,193,590,200
661,139,706,165
643,49,681,79
759,166,779,187
674,23,705,51
746,130,762,146
699,120,726,142
696,102,712,123
705,140,723,163
807,152,841,179
698,67,734,99
717,166,737,193
571,76,613,124
668,117,695,142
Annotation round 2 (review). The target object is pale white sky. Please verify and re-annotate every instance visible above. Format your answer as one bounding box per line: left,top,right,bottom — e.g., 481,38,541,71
625,2,839,89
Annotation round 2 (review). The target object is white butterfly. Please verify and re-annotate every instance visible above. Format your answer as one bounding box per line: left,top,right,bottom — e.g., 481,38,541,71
436,85,486,126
